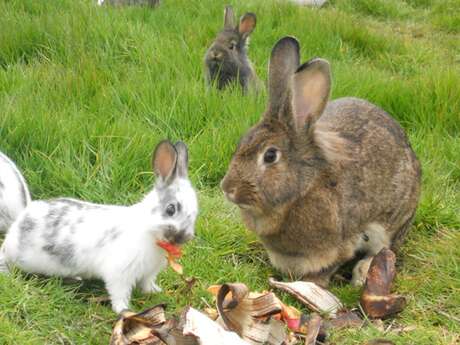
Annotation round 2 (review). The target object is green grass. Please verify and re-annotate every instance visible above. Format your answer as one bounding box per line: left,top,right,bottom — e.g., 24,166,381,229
0,0,459,343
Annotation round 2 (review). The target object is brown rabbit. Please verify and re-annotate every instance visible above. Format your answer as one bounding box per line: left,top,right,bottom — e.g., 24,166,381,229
221,37,421,287
204,5,259,92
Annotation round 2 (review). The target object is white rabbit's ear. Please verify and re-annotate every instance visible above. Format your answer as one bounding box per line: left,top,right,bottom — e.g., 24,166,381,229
291,58,331,130
152,140,178,185
224,5,235,29
174,141,189,178
238,13,256,39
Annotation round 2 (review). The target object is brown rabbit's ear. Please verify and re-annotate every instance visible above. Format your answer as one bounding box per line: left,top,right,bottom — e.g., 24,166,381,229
267,37,300,116
291,58,331,130
152,140,178,185
238,13,256,39
224,5,235,29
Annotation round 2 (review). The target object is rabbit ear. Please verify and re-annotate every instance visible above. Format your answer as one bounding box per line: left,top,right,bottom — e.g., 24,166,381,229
152,140,178,185
174,141,189,178
291,58,331,130
224,5,235,29
238,13,256,39
267,37,300,116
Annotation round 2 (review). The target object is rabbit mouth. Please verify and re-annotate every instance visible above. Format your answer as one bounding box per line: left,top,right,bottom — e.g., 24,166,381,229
207,59,223,68
161,226,193,245
236,202,263,214
208,62,237,77
223,186,261,211
224,192,254,209
237,203,253,210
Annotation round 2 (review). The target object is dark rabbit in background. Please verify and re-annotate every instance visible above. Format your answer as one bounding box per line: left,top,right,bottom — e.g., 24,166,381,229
204,5,259,92
221,37,421,287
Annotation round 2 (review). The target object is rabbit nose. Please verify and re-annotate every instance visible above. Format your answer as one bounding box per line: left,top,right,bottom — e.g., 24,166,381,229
225,189,236,202
210,50,224,61
221,180,237,201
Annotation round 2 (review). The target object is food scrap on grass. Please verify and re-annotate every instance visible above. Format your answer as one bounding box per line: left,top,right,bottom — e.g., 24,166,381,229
268,278,343,317
360,248,407,319
110,256,408,345
156,240,184,275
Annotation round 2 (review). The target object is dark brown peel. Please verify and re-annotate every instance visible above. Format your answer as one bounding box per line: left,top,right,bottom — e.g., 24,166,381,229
360,249,407,319
214,283,287,344
110,305,169,345
322,310,364,330
303,314,322,345
109,305,198,345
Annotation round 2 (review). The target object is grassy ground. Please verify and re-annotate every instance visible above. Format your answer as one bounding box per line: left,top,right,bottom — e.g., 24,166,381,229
0,0,458,343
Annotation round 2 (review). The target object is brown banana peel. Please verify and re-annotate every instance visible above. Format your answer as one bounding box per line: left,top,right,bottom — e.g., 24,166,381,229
182,307,250,344
109,304,170,345
360,249,407,319
303,314,322,345
109,305,198,345
213,283,288,345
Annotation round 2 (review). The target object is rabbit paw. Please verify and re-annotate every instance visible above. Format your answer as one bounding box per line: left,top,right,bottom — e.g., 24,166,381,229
106,281,132,314
141,277,162,294
351,257,373,287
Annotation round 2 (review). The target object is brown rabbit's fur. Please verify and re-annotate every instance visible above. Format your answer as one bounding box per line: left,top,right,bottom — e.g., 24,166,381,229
221,37,421,286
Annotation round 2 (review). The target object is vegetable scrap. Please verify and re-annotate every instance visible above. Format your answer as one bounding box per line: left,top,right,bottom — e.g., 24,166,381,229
360,248,407,319
156,240,183,274
110,264,408,345
109,304,170,345
268,277,343,317
211,283,287,344
183,307,249,344
303,314,322,345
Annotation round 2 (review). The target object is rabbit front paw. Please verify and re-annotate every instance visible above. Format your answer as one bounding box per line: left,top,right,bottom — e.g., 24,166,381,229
106,281,132,314
140,277,162,294
351,257,373,287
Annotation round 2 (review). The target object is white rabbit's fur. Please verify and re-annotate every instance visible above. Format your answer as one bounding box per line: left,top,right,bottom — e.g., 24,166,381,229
0,151,31,233
0,141,198,313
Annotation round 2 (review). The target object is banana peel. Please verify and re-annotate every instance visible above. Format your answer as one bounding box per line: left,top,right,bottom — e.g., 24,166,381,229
303,313,322,345
109,304,170,345
360,249,407,319
183,307,250,345
212,283,287,345
268,278,343,317
110,281,363,345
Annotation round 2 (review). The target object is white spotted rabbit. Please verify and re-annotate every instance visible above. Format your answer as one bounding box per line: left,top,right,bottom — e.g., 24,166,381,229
0,140,198,313
0,150,31,233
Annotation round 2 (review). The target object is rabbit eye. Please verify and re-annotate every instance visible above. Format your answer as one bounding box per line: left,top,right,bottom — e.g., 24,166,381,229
165,204,176,217
263,148,278,164
229,41,237,50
